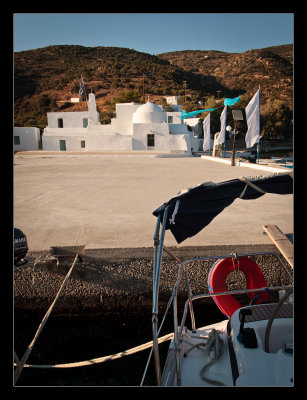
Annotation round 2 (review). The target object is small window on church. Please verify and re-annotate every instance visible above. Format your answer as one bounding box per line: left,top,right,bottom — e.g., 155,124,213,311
147,134,155,148
168,116,173,123
58,118,63,128
83,118,88,128
14,136,20,145
81,140,85,148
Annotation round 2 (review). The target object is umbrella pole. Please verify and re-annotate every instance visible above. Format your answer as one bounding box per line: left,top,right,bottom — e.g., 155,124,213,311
152,208,168,386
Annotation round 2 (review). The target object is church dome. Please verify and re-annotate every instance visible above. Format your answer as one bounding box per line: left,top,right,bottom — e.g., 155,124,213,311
133,102,167,123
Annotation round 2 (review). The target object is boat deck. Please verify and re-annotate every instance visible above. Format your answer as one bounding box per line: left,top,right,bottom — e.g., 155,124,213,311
161,303,293,386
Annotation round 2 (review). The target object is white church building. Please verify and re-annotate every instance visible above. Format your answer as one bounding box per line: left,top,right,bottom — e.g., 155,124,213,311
42,93,200,154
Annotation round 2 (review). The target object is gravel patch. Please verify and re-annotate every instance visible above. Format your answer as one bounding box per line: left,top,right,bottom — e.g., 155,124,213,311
14,245,293,315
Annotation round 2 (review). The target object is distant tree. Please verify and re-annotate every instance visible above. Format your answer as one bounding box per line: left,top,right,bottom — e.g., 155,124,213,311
260,100,293,139
198,96,220,135
100,111,115,125
113,90,142,103
204,95,216,109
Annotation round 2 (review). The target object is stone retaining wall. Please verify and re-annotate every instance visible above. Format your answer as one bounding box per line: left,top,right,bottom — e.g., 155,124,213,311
14,245,292,315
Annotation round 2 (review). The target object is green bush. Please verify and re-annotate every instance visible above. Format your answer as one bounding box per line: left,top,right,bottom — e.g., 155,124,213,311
113,90,142,103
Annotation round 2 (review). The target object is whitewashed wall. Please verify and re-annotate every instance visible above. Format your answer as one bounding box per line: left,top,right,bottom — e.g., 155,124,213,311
110,103,141,135
44,127,89,136
41,100,200,153
165,96,180,105
86,134,132,151
169,124,190,134
14,127,40,151
115,103,141,120
166,112,182,124
183,117,202,135
46,111,89,128
42,135,86,151
170,134,192,153
87,124,114,134
132,123,168,150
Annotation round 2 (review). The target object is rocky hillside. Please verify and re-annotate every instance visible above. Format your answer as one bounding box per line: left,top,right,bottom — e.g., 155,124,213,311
14,44,293,138
157,45,293,109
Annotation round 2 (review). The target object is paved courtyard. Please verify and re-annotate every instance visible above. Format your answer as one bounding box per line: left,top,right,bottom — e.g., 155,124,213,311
14,153,293,251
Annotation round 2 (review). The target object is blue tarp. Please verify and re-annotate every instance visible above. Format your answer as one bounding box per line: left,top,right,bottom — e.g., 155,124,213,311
181,108,217,120
224,96,240,106
180,97,240,120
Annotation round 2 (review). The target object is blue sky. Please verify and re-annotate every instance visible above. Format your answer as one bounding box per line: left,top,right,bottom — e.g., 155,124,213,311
13,13,293,55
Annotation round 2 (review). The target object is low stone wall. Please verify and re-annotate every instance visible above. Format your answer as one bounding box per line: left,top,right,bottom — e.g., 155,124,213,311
14,245,293,316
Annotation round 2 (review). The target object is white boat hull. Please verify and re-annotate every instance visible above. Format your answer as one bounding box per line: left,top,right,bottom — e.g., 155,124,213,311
162,303,293,386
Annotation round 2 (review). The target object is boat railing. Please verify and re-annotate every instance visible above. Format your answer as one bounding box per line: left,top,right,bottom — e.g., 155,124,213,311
152,255,293,386
164,255,292,384
149,206,293,386
175,252,292,327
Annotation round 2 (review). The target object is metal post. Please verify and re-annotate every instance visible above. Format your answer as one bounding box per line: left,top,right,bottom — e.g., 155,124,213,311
183,81,187,104
152,208,168,386
230,110,243,165
173,291,181,385
257,141,260,164
153,208,168,311
152,214,161,386
184,266,196,332
142,74,145,104
257,85,261,164
152,214,161,291
231,125,237,166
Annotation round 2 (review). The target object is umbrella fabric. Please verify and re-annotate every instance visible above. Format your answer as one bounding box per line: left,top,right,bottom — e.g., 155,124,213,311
153,173,293,244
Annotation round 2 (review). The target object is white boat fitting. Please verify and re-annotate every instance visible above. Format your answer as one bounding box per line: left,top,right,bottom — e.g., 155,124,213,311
147,172,293,386
161,289,293,386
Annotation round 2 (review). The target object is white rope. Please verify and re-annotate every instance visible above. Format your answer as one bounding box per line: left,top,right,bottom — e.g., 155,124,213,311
169,199,180,225
14,254,79,383
199,329,225,386
238,176,266,199
238,172,292,199
16,333,174,369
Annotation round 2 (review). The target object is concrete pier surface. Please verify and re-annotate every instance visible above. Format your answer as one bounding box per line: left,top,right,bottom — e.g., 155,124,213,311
14,152,293,251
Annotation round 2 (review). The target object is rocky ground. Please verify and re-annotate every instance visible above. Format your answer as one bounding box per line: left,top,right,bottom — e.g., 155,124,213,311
14,245,293,316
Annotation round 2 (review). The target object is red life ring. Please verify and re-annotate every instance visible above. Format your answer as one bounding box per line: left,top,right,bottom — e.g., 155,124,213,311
208,256,270,317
